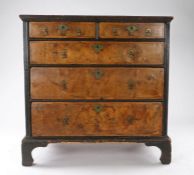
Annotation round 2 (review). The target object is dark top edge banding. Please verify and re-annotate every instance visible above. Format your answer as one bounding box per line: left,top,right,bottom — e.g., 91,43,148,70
19,15,173,22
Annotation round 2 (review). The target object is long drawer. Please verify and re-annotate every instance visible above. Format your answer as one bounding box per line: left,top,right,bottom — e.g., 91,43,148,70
31,67,164,100
31,102,163,136
30,41,164,65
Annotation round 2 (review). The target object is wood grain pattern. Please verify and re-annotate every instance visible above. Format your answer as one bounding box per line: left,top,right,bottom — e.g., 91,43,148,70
30,67,164,99
29,22,96,38
99,23,164,38
30,41,164,65
31,102,163,136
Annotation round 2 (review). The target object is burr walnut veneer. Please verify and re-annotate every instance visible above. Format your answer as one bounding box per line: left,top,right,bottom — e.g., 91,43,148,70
20,15,173,166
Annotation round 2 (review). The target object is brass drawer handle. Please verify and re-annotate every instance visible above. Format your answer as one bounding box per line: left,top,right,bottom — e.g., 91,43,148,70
128,80,135,90
126,25,138,35
63,116,69,126
112,27,119,36
147,74,156,80
145,28,152,36
40,26,49,36
76,28,82,36
92,44,104,53
127,115,138,124
128,49,136,58
93,69,104,79
58,24,69,35
62,80,67,90
52,49,68,58
94,104,103,113
61,49,68,58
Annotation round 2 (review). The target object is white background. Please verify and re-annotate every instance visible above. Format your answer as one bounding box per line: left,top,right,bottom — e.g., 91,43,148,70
0,0,194,174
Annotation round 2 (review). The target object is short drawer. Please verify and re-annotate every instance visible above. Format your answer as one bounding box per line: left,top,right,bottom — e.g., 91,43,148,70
31,67,164,100
99,23,164,38
30,41,164,65
29,22,96,38
31,102,163,136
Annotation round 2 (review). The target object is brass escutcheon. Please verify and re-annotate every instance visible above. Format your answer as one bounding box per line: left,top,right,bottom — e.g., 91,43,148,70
94,104,103,113
93,69,104,79
126,25,138,35
58,24,69,35
92,44,104,53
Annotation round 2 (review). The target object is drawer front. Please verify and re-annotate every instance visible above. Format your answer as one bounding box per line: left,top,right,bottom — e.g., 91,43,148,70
32,102,163,136
99,23,164,38
29,22,96,38
31,67,164,99
30,41,164,65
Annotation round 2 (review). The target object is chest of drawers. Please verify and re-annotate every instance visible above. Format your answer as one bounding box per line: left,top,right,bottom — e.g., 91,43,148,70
20,15,173,166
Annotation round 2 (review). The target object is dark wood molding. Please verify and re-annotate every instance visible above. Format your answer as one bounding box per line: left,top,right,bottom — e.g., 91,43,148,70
21,136,171,166
29,64,165,68
19,15,173,23
29,38,165,42
22,137,48,166
163,22,170,135
145,137,171,164
31,135,169,142
30,99,164,102
23,21,31,136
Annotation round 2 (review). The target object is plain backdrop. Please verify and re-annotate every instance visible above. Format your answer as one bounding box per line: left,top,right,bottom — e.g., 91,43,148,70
0,0,194,174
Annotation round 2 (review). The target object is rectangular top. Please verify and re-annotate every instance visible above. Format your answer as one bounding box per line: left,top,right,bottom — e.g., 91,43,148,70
19,15,173,23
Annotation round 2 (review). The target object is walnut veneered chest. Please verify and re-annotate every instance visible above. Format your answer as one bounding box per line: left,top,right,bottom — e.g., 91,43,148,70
20,15,173,166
